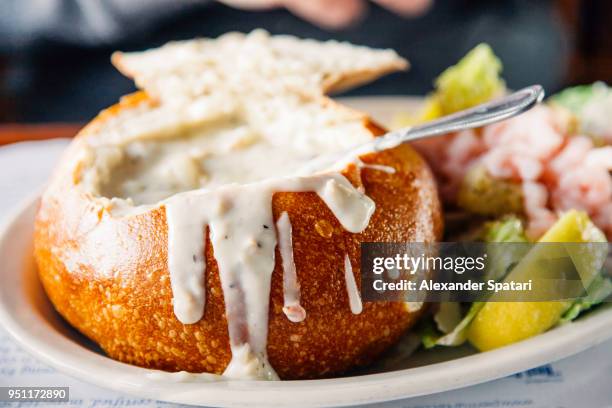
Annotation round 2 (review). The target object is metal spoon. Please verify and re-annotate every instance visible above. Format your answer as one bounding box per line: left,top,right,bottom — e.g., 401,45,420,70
301,85,545,173
373,84,545,151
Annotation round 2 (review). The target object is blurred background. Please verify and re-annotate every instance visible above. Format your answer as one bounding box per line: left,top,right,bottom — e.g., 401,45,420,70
0,0,610,128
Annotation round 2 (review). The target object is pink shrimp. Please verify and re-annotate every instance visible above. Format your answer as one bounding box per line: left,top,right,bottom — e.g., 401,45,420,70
414,103,612,240
522,181,557,238
412,129,485,201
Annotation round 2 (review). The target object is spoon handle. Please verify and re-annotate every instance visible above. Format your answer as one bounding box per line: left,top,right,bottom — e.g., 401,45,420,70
299,85,545,174
374,85,545,150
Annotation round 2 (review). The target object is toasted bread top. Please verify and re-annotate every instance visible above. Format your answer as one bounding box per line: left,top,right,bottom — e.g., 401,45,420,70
112,29,408,101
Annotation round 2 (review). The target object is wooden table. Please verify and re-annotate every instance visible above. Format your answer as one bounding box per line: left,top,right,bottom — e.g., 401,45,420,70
0,124,81,146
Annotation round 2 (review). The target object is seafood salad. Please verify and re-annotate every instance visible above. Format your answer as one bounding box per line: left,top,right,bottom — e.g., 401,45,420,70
395,45,612,351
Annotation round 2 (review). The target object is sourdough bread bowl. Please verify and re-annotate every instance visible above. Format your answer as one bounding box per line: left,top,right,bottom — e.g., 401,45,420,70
34,30,442,380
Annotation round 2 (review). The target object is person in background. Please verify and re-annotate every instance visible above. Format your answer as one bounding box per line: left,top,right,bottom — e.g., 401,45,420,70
0,0,568,122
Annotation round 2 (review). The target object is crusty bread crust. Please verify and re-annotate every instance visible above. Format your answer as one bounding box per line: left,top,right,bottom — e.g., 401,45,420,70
34,92,442,379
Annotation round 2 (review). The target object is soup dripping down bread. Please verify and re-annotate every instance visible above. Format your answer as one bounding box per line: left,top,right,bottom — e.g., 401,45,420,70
34,30,442,380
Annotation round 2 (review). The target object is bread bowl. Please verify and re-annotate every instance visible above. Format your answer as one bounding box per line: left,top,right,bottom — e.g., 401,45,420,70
34,30,442,380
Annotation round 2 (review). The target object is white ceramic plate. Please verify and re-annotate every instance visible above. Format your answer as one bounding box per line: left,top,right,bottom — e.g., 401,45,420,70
1,97,612,408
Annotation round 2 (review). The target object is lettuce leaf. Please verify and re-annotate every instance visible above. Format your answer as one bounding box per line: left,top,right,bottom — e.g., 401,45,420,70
550,84,597,114
480,216,528,243
422,217,527,348
434,44,506,115
394,43,505,127
560,274,612,323
550,82,612,143
423,302,484,348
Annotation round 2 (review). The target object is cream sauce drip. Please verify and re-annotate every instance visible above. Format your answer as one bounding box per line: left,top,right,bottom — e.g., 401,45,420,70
354,157,396,175
276,212,306,323
165,173,374,380
343,254,363,315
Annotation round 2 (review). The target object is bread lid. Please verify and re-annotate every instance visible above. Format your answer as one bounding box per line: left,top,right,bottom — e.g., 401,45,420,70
112,29,407,101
